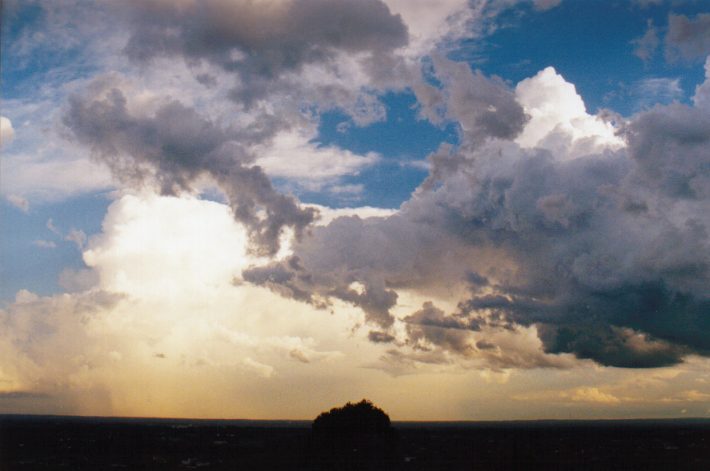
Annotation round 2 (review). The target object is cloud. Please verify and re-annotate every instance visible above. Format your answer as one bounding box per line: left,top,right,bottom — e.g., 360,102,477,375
514,67,623,157
666,13,710,62
63,76,316,256
693,56,710,109
368,331,396,343
6,0,418,212
632,0,663,7
243,357,275,379
532,0,562,11
0,116,14,145
2,190,707,418
119,0,410,115
405,301,476,356
0,2,132,207
122,0,408,71
516,387,621,405
65,229,87,250
7,0,710,379
632,19,659,62
254,129,380,186
0,391,50,400
58,0,411,252
2,153,114,204
624,102,710,199
244,65,710,369
26,224,88,257
83,194,255,297
5,0,710,420
0,288,123,408
6,195,29,213
58,268,99,293
414,55,529,143
309,205,397,226
634,77,683,108
382,0,474,53
46,218,61,236
242,209,484,328
429,71,708,367
0,193,387,418
8,0,542,251
32,240,57,249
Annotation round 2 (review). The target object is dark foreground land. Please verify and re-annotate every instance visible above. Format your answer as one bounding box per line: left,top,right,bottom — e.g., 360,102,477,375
1,415,709,470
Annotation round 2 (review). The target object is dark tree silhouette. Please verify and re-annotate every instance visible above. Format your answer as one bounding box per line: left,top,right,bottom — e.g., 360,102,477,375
313,399,391,434
308,400,399,469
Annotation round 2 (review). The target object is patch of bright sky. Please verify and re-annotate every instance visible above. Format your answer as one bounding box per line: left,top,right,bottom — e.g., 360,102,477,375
0,193,111,302
0,4,97,98
308,91,458,208
0,5,116,304
454,0,708,115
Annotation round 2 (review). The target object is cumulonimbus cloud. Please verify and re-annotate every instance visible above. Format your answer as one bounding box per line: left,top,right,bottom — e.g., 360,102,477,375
55,0,710,370
246,64,710,369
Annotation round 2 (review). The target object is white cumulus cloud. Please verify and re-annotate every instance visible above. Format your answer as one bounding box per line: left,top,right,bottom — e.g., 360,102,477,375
515,67,624,157
0,116,15,146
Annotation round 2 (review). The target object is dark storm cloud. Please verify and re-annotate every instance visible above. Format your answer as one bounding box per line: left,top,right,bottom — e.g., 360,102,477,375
405,303,474,356
245,65,710,367
123,0,407,68
405,301,481,332
243,215,409,327
666,13,710,62
413,126,709,366
63,78,315,255
120,0,409,110
414,56,529,144
243,65,532,328
475,339,496,350
244,211,478,327
534,283,706,368
368,331,395,343
403,301,479,356
239,257,316,303
624,102,710,199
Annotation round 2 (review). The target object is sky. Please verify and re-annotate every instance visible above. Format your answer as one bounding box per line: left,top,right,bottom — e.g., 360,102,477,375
1,0,709,421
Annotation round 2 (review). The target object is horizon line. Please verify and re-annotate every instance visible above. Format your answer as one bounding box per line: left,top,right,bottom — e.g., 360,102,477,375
2,413,709,424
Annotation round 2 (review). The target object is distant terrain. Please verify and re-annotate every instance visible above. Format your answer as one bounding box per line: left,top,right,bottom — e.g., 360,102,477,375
1,415,709,470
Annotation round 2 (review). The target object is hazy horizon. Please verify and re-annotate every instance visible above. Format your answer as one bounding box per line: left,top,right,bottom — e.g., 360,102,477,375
5,412,710,424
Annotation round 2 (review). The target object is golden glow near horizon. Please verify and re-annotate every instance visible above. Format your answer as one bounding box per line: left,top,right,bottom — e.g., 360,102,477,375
1,193,709,420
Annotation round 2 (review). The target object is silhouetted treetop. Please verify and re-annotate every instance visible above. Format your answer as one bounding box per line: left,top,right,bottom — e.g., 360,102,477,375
312,399,391,434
